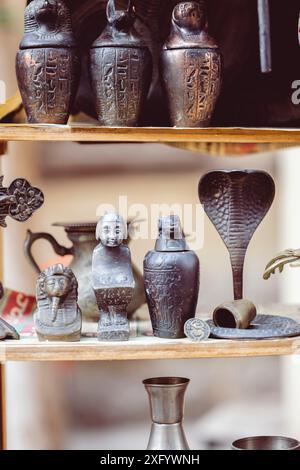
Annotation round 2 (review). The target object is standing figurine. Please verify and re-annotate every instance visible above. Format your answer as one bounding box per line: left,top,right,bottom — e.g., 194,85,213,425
90,0,153,127
16,0,80,124
34,264,82,342
92,213,135,341
144,215,199,339
161,1,222,127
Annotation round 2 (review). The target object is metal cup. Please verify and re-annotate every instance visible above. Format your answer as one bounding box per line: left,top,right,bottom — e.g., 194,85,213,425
213,300,257,329
143,377,190,450
232,436,300,450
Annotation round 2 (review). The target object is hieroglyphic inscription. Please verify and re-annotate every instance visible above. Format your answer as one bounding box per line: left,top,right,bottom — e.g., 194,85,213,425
99,48,143,125
144,254,184,336
184,50,221,124
28,48,72,119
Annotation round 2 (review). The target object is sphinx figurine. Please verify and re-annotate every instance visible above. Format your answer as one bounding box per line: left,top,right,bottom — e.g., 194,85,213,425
34,264,82,342
92,213,135,342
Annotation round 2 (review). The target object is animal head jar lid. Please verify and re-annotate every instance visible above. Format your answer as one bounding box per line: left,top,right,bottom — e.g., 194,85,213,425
19,0,76,49
163,1,218,50
155,215,189,252
91,0,148,49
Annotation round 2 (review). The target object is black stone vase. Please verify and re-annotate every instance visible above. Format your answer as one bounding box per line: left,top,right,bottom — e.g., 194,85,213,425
161,1,222,127
144,215,199,339
16,0,80,124
90,0,153,127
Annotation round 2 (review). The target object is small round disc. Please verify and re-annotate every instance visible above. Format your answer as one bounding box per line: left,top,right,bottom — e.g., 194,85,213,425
184,318,211,342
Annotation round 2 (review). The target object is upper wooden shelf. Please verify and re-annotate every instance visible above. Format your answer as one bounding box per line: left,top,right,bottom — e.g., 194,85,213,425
1,124,300,144
1,305,300,362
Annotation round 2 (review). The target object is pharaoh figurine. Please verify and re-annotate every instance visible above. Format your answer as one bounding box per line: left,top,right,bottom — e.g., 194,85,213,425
34,264,82,342
92,213,135,342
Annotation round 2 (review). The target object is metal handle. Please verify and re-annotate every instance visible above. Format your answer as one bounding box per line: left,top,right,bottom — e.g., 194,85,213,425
24,229,74,274
257,0,272,73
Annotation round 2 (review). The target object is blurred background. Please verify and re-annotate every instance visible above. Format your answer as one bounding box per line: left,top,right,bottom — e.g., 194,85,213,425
1,0,300,450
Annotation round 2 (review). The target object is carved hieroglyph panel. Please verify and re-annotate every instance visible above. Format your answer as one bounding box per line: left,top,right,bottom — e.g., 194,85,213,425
17,48,78,123
92,47,149,125
183,50,222,124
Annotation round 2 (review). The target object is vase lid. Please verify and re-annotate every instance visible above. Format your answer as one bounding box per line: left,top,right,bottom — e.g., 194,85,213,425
91,0,148,49
155,215,189,252
19,0,76,49
163,1,218,51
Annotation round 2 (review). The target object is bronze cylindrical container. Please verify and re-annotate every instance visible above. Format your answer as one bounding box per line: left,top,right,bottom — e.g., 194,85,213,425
213,300,257,330
16,0,80,124
161,1,222,127
90,0,152,127
143,377,190,451
144,215,199,339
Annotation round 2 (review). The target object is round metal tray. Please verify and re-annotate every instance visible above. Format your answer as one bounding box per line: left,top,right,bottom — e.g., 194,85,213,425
208,314,300,340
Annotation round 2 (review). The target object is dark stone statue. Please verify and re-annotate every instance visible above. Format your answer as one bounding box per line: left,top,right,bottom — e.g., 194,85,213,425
161,1,222,127
34,264,82,341
90,0,153,126
92,213,135,341
144,215,200,339
16,0,80,124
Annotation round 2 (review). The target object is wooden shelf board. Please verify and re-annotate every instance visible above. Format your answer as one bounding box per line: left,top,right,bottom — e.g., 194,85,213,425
0,334,300,362
1,124,300,144
1,305,300,362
